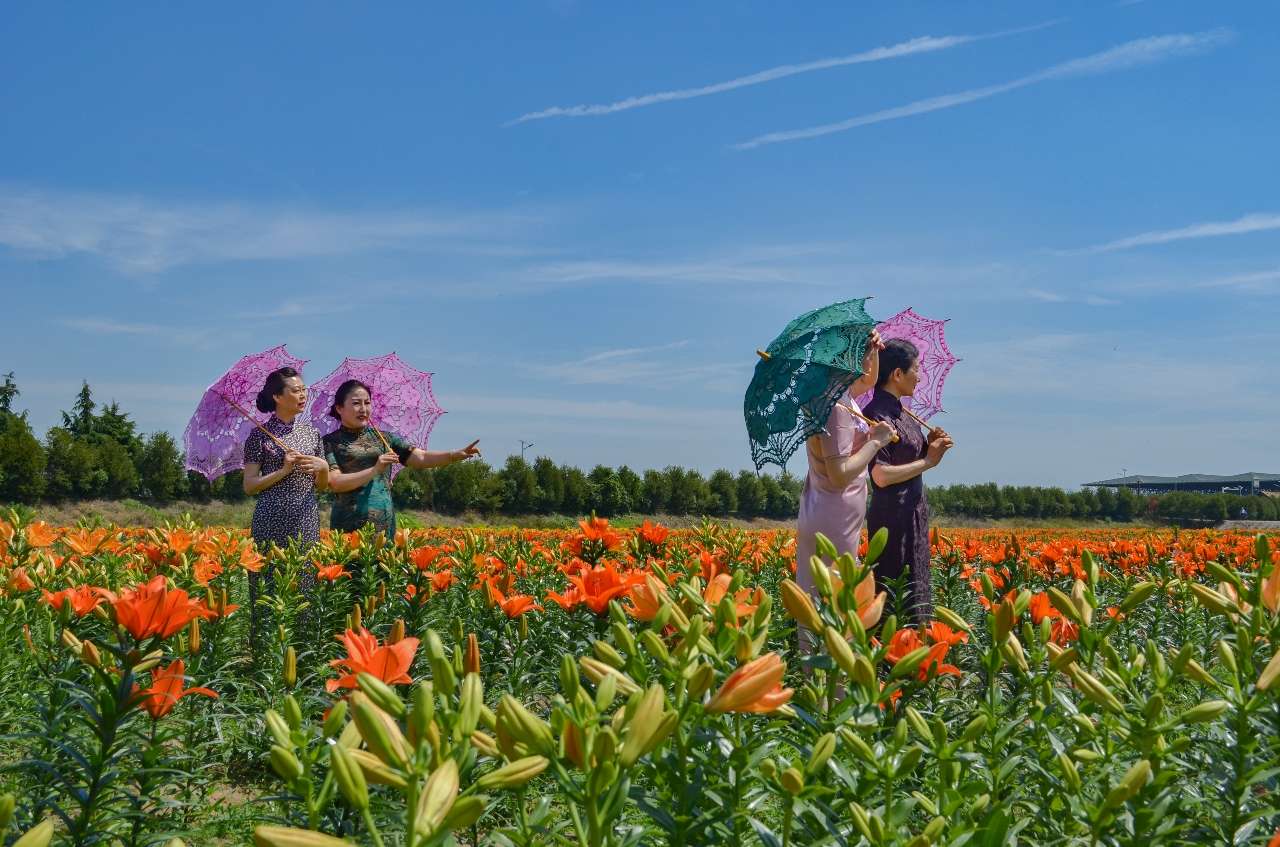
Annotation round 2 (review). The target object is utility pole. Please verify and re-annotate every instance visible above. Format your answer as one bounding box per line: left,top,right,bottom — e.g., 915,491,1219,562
520,440,535,462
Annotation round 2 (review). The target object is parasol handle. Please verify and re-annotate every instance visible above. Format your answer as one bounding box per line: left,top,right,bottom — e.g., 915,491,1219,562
218,392,291,454
900,406,942,436
756,349,771,361
838,403,899,443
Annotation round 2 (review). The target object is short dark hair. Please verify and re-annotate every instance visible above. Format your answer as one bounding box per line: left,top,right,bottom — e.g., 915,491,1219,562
330,379,372,420
255,367,300,413
876,339,919,388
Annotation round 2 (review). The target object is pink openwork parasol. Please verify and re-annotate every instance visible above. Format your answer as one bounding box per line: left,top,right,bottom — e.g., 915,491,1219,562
183,344,309,481
305,353,446,481
857,308,957,419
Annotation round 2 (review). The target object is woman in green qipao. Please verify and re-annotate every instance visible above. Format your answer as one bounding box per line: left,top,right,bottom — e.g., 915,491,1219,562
323,379,481,538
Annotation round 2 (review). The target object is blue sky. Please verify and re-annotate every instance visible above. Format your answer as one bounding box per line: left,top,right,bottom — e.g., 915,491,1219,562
2,1,1277,488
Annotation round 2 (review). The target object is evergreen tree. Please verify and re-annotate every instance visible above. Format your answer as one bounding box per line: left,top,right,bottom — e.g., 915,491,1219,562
707,469,738,516
0,410,46,504
735,470,766,518
533,457,565,513
138,432,186,503
0,372,17,415
62,382,97,437
641,469,672,514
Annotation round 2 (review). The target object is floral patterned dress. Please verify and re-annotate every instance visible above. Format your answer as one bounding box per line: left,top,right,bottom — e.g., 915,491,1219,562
323,426,415,539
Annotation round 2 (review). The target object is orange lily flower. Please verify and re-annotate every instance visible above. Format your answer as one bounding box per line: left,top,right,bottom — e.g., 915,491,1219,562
165,528,194,556
567,562,636,615
623,574,669,621
43,585,112,617
924,621,968,647
885,627,922,664
112,575,215,641
327,627,420,692
637,520,670,546
7,567,35,593
25,522,58,548
135,660,217,719
1262,556,1280,615
316,563,350,582
706,652,793,714
579,516,621,550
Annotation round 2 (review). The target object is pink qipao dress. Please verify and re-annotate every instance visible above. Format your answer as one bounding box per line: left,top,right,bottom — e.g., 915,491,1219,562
796,390,871,600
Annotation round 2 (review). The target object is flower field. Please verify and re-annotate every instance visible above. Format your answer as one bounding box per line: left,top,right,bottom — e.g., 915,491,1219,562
1,514,1279,846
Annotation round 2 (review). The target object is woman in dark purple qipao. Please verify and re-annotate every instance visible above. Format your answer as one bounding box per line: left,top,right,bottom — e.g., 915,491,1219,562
863,340,953,624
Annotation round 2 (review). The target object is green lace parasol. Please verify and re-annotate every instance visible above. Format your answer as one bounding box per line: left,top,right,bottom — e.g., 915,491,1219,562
744,297,877,470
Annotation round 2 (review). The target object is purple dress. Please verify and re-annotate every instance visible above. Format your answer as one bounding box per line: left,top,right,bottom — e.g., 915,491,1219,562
863,388,933,624
796,390,871,603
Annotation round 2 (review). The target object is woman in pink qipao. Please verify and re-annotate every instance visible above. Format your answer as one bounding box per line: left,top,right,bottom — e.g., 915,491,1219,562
795,331,897,644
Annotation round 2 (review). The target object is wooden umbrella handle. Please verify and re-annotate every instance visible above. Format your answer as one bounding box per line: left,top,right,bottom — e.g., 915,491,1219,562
218,392,291,453
371,424,395,455
838,403,900,443
900,406,934,433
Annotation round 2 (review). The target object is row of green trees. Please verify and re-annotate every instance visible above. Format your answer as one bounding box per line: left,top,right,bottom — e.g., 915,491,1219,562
1,375,1274,522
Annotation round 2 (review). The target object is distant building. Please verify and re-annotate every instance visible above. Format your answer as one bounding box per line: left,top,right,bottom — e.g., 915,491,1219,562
1084,473,1280,496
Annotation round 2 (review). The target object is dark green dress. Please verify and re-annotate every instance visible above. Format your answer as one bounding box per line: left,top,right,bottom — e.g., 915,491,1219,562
323,426,415,538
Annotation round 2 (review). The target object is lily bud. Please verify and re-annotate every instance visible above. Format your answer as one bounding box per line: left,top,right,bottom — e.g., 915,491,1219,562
889,646,931,680
579,656,640,696
639,630,671,664
1057,751,1081,792
780,579,823,631
464,633,481,675
282,646,296,689
265,710,292,748
389,618,405,644
322,700,347,738
283,695,303,731
619,684,667,767
593,640,626,670
1176,700,1230,725
1257,648,1280,690
252,827,352,846
1103,759,1150,809
806,732,836,775
270,745,304,781
780,766,805,796
351,692,411,768
80,640,102,669
439,796,488,832
414,760,459,838
349,749,408,789
12,820,56,847
329,744,369,810
934,606,972,634
1216,639,1238,675
476,755,549,790
188,618,201,655
459,673,483,735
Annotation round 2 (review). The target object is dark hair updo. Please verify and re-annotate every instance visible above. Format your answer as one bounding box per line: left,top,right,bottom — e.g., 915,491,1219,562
875,339,919,388
255,367,301,413
330,379,372,420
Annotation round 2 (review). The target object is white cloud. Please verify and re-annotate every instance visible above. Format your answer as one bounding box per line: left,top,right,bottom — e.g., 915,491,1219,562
521,341,743,389
1073,212,1280,253
509,21,1060,124
60,318,219,347
0,187,542,273
733,28,1233,149
1026,288,1119,305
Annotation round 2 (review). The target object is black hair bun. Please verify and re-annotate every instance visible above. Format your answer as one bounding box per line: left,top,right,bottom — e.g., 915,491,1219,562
255,389,276,414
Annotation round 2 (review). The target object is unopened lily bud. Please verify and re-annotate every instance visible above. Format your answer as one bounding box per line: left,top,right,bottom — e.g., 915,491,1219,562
349,749,408,788
1000,634,1029,674
579,656,639,696
350,604,362,630
1071,713,1095,736
780,579,823,632
464,633,481,674
1177,699,1230,724
839,728,877,762
890,646,931,680
811,558,833,598
283,695,303,731
780,766,805,796
639,630,671,664
559,654,580,698
415,759,459,837
389,618,405,644
1057,751,1081,792
1104,759,1150,808
1216,640,1238,675
806,732,836,775
1070,580,1093,626
619,684,667,767
686,662,716,700
497,695,555,756
329,744,369,810
1190,583,1237,617
849,802,873,841
476,755,549,790
993,601,1014,643
911,791,938,817
439,795,487,832
760,758,777,779
188,618,201,654
270,744,304,781
1073,747,1102,762
1047,644,1078,672
960,714,989,743
356,672,407,719
734,629,754,662
934,606,971,634
1012,589,1032,620
979,572,996,600
1120,581,1157,614
134,649,165,674
519,615,528,641
80,640,101,668
814,533,839,563
265,710,292,748
904,707,931,743
351,692,411,768
11,820,56,847
1257,648,1280,690
0,793,14,831
253,826,351,847
1048,587,1083,626
322,700,347,738
595,671,618,709
594,640,626,670
471,730,500,757
459,673,483,735
408,682,434,744
1182,658,1219,688
282,646,296,689
823,626,859,677
60,629,83,654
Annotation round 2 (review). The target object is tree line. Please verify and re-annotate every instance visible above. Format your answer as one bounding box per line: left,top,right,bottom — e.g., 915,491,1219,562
1,375,1273,523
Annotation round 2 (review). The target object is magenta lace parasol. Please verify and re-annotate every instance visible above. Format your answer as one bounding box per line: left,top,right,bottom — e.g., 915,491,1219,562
183,344,309,481
856,308,958,419
306,353,446,481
